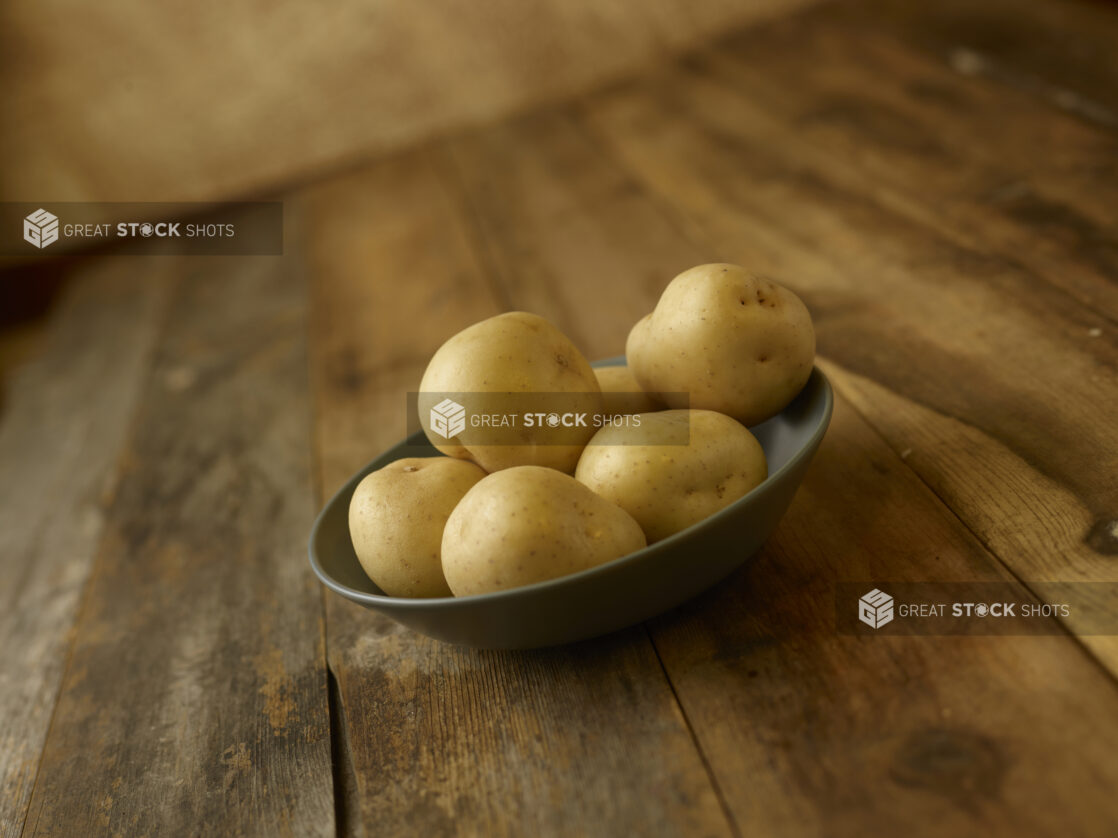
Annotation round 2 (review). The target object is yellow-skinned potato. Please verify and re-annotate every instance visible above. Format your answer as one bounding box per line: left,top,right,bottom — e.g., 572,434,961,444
418,312,603,473
575,409,767,543
348,457,486,598
441,466,646,596
627,264,814,426
593,365,663,416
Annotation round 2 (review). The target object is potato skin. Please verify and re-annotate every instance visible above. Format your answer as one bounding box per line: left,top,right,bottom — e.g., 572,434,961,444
593,365,663,416
419,312,603,473
626,264,814,426
441,466,646,596
348,457,486,598
575,409,767,543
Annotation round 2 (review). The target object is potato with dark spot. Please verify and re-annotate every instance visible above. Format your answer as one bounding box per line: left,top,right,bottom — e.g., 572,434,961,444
627,264,815,426
349,457,486,597
593,365,663,416
441,466,646,596
419,312,603,472
575,410,767,543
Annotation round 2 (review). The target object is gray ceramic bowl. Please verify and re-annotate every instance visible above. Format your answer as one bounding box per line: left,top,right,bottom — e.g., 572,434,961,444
309,359,832,649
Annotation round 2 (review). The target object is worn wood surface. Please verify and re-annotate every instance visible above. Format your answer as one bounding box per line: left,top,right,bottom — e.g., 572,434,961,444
18,233,336,836
2,0,1118,835
651,393,1118,837
0,260,168,838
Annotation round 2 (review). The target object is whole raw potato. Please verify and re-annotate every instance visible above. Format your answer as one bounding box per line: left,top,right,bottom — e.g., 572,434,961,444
419,312,603,473
627,264,814,426
349,457,486,598
575,409,767,543
441,466,646,596
593,365,662,416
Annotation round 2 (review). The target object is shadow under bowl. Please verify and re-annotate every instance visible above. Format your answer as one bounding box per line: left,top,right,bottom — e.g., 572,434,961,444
309,359,832,649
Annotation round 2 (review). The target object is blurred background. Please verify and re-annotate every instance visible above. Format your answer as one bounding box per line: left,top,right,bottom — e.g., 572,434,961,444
0,0,819,399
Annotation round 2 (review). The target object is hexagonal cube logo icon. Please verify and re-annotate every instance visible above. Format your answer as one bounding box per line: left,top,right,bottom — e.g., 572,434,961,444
429,398,466,440
858,588,894,629
24,208,59,249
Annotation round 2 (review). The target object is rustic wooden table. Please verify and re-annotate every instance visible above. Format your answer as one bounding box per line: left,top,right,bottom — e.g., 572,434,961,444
3,0,1117,835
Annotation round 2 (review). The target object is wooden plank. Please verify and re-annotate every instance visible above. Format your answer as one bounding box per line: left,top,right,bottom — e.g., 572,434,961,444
442,113,707,359
702,5,1118,319
576,53,1118,657
818,357,1118,665
653,392,1118,837
0,260,168,838
442,107,1118,835
855,0,1118,131
21,221,335,836
300,147,733,836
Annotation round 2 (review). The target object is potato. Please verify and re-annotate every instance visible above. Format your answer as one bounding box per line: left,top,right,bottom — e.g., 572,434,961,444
593,365,662,416
441,465,646,596
627,264,815,426
575,409,767,543
349,457,486,598
419,312,603,473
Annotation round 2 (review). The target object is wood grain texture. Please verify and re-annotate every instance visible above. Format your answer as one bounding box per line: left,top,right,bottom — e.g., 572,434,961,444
574,34,1118,650
860,0,1118,131
441,105,1118,835
300,149,734,837
0,0,817,220
0,260,168,838
443,113,706,359
652,394,1118,837
706,4,1118,319
21,219,335,836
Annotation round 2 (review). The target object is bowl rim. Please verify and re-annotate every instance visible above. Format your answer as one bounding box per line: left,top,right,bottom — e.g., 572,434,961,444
309,363,832,610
